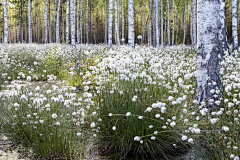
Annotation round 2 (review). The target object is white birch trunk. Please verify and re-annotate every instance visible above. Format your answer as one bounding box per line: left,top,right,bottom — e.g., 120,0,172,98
196,0,223,105
54,0,57,42
128,0,135,48
153,0,156,47
141,0,146,44
109,0,113,48
122,0,124,44
192,0,196,46
167,0,170,45
48,2,51,43
232,0,238,52
66,0,69,45
156,0,159,47
29,0,32,43
4,0,7,45
172,0,175,45
117,0,120,44
183,0,187,45
148,0,152,46
9,8,11,43
86,0,89,44
115,0,119,45
219,0,229,55
77,0,80,44
70,0,76,47
161,0,163,47
45,0,48,43
105,0,108,44
80,0,83,44
56,0,60,43
62,0,65,43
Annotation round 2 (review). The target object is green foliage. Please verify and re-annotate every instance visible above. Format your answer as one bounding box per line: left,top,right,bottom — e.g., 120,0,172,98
45,45,61,76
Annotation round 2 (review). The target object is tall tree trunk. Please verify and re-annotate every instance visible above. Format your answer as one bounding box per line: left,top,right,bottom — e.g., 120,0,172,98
4,0,8,45
70,0,76,47
77,0,80,44
86,0,89,44
183,0,187,44
196,0,222,105
128,0,135,48
25,7,27,42
141,0,146,44
62,0,64,43
232,0,238,52
190,0,193,45
161,0,163,47
122,0,124,44
9,7,11,43
45,0,48,43
219,0,229,55
109,0,113,48
167,0,170,45
156,0,159,47
115,0,119,45
29,0,32,43
118,0,120,44
175,0,181,44
48,0,51,43
105,0,108,44
172,0,175,45
66,0,69,45
21,0,24,43
89,0,92,43
153,0,156,47
53,0,57,42
80,0,83,44
56,0,60,43
148,0,152,46
192,0,196,46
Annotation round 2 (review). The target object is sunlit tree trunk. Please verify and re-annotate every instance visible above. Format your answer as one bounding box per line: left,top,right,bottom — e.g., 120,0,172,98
105,0,108,44
56,0,60,43
153,0,156,47
128,0,135,48
45,0,48,43
148,0,152,46
48,0,51,43
4,0,8,45
20,0,24,43
190,0,193,44
66,0,69,45
25,7,27,42
122,0,124,44
219,0,229,55
77,0,80,44
167,0,170,45
161,0,163,47
172,0,175,45
53,0,57,42
192,0,196,46
29,0,32,43
155,0,159,47
109,0,113,48
141,0,146,44
9,7,11,43
196,0,222,106
80,0,83,44
232,0,238,52
183,0,187,44
115,0,120,45
70,0,76,47
62,0,64,43
86,0,89,44
118,0,120,44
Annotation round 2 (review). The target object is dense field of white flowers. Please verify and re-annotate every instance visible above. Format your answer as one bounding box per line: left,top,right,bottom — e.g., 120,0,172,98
0,44,239,159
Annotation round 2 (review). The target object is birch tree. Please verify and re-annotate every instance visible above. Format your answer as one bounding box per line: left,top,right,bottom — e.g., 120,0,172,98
80,0,83,44
62,0,65,43
122,0,124,44
53,0,57,42
172,0,175,45
77,0,80,44
70,0,76,47
156,0,159,47
105,0,108,44
141,0,146,44
109,0,113,48
56,0,60,43
86,0,89,44
128,0,135,48
29,0,32,43
115,0,120,45
45,0,48,43
4,0,8,45
232,0,238,53
196,0,222,105
183,0,187,44
167,0,170,45
66,0,69,45
153,0,156,47
161,0,163,47
219,0,229,54
148,0,152,46
192,0,196,46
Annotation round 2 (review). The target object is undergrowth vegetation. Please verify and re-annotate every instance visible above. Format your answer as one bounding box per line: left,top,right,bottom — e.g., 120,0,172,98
0,44,239,160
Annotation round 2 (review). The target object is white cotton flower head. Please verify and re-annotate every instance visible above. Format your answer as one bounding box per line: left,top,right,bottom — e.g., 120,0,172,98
138,116,143,119
168,96,174,101
77,133,82,136
145,107,152,112
230,154,235,159
215,101,221,105
134,136,141,141
140,140,143,144
161,107,167,113
170,121,176,127
183,109,188,114
112,126,116,130
154,131,158,135
182,135,187,141
52,113,57,119
188,138,194,144
109,113,113,117
155,114,160,118
194,128,201,134
152,103,158,108
27,76,31,81
222,126,229,132
126,112,131,117
210,118,218,124
151,136,156,140
35,86,40,91
90,122,96,128
149,125,153,129
184,119,189,123
234,156,239,160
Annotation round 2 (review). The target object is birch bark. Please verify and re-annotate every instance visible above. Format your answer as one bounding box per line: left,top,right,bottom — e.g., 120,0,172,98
105,0,108,44
56,0,60,43
167,0,170,45
115,0,119,45
196,0,223,105
192,0,196,46
77,0,80,44
4,0,8,45
66,0,69,45
161,0,163,47
70,0,76,47
29,0,32,43
219,0,229,55
148,0,152,46
172,0,175,45
156,0,159,47
45,0,48,43
54,0,57,42
232,0,238,52
80,0,83,44
122,0,124,44
109,0,113,49
86,0,89,44
62,0,64,43
183,0,187,44
153,0,156,47
128,0,135,48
